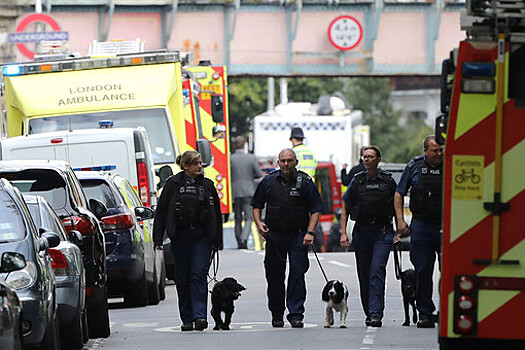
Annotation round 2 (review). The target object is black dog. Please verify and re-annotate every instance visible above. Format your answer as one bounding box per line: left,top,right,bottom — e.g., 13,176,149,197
393,244,418,326
210,277,245,330
321,280,349,328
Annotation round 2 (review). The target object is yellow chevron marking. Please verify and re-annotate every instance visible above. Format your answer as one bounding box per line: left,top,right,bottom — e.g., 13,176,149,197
449,140,525,243
454,55,509,140
478,240,525,278
477,290,519,323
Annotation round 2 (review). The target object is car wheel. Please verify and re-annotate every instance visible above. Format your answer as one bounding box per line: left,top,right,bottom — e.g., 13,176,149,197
147,264,160,305
158,260,166,301
87,285,110,338
62,307,84,349
124,268,148,307
40,312,60,350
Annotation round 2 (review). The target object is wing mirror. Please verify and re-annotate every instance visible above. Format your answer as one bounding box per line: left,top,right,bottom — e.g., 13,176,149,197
40,232,60,251
156,165,173,190
89,198,108,219
68,230,83,247
135,206,155,221
211,94,224,123
196,139,213,167
0,252,27,273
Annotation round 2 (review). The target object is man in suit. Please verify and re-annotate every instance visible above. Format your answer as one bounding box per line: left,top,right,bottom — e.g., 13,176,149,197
230,136,263,249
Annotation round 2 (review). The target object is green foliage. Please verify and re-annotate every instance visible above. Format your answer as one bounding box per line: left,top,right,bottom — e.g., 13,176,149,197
228,77,268,136
283,78,344,104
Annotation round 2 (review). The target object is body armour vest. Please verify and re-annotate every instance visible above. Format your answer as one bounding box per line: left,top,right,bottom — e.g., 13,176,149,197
349,171,394,224
175,182,206,228
264,172,310,231
409,157,443,220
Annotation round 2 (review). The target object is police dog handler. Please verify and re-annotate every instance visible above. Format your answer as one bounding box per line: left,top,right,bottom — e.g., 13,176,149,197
340,146,397,328
251,148,323,328
153,150,223,332
395,135,443,329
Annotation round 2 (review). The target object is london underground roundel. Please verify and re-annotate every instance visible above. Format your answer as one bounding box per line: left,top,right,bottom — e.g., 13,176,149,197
328,15,363,51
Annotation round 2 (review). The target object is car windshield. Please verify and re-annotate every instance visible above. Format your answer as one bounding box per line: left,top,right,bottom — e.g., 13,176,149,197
27,108,176,164
0,170,68,210
79,179,118,209
26,201,68,241
0,190,26,243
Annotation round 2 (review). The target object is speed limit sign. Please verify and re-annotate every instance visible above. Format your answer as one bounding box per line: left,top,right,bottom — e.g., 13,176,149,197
328,15,363,51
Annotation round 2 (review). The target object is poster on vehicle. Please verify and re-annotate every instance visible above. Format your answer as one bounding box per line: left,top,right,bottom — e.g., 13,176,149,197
452,155,484,200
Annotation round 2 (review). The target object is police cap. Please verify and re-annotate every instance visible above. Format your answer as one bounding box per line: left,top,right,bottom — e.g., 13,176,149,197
290,127,305,140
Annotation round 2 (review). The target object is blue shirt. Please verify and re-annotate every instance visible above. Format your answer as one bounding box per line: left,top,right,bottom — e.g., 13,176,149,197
396,155,437,196
250,170,324,214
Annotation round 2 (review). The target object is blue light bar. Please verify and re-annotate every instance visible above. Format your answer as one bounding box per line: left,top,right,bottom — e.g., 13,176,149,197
183,89,190,97
2,65,22,76
98,120,114,128
462,62,495,77
73,165,117,172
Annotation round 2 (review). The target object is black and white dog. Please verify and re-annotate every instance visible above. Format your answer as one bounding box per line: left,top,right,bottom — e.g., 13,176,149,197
210,277,246,330
321,280,349,328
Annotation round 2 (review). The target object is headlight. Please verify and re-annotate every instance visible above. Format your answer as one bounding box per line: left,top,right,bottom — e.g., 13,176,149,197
6,261,37,290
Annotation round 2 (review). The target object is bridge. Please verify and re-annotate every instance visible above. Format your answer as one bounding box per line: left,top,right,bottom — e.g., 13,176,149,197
5,0,467,76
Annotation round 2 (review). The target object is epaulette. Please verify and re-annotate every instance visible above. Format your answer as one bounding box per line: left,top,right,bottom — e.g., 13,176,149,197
269,169,279,175
296,170,312,181
380,170,392,177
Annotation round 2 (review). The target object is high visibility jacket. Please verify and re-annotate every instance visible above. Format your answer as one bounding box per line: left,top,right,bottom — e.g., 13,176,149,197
292,144,317,178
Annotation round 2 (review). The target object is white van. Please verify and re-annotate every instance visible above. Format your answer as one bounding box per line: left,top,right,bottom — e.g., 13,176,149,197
0,126,157,208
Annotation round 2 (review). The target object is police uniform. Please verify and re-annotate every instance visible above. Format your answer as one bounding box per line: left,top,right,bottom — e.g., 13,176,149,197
343,170,397,321
250,169,323,323
153,172,222,327
292,144,317,178
396,155,442,321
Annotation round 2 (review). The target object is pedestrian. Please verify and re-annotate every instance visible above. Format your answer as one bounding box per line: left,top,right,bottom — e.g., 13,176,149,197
394,135,443,329
289,127,317,179
153,150,223,332
340,145,397,328
341,146,366,186
230,135,263,249
325,208,347,252
251,148,323,328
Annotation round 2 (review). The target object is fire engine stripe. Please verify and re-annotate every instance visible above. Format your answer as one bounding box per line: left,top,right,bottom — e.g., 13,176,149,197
478,290,520,323
455,92,498,140
477,292,525,339
449,140,525,242
478,240,525,279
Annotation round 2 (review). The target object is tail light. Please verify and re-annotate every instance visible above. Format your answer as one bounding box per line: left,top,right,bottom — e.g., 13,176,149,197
457,296,474,311
136,161,151,207
456,315,475,333
62,216,96,235
454,275,478,335
101,213,134,231
49,249,68,276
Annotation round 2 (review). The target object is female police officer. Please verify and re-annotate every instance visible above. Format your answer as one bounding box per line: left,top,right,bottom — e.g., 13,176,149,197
340,146,397,328
153,150,223,332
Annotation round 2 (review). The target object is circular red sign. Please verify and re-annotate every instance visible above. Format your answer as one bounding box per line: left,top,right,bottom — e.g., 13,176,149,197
16,13,61,60
328,15,363,51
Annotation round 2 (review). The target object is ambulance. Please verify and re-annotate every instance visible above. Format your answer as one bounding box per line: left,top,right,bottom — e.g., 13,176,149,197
1,41,230,215
436,1,525,348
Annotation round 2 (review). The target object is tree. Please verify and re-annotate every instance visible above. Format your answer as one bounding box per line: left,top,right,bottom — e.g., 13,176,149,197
228,77,268,137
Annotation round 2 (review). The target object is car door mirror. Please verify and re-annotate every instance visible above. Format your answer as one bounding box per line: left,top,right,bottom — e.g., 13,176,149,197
68,230,83,247
42,232,60,249
156,165,173,190
0,252,27,273
196,139,213,167
135,206,155,221
89,198,108,219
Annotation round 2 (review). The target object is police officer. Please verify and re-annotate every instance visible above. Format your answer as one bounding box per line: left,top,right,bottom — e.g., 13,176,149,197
289,127,317,178
251,148,323,328
340,145,397,328
153,150,223,332
395,135,443,329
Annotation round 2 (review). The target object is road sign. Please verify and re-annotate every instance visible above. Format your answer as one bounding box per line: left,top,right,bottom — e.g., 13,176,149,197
15,13,62,59
9,31,68,43
328,15,363,51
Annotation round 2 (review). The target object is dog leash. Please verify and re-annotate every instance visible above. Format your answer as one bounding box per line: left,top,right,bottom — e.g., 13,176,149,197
311,243,329,283
208,248,220,286
393,241,402,280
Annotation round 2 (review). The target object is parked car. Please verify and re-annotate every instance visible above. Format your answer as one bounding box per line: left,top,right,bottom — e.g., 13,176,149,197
0,178,61,349
0,251,25,350
24,194,87,349
76,171,165,306
0,160,110,338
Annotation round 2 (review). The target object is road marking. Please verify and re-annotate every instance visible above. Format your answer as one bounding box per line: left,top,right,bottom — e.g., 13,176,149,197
360,327,377,349
155,321,317,333
123,322,160,327
328,260,352,268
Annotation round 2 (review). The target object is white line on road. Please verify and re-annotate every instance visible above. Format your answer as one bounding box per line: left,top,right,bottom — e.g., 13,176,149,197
328,260,352,268
360,327,377,348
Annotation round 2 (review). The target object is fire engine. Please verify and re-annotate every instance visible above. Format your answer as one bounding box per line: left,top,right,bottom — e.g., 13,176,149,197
436,0,525,348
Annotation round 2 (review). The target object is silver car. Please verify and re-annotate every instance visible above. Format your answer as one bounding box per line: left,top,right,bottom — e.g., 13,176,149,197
23,194,87,349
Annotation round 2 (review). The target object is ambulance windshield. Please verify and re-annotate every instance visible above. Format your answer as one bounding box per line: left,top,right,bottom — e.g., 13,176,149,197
28,108,176,164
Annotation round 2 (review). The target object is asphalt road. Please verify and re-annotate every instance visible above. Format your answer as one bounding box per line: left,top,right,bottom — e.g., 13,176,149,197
85,232,441,350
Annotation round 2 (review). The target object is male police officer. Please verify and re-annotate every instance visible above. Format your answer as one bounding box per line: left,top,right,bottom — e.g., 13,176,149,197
251,148,323,328
289,127,317,178
395,135,443,328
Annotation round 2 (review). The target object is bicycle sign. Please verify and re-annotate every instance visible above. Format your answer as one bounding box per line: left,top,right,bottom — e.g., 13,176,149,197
452,155,484,200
